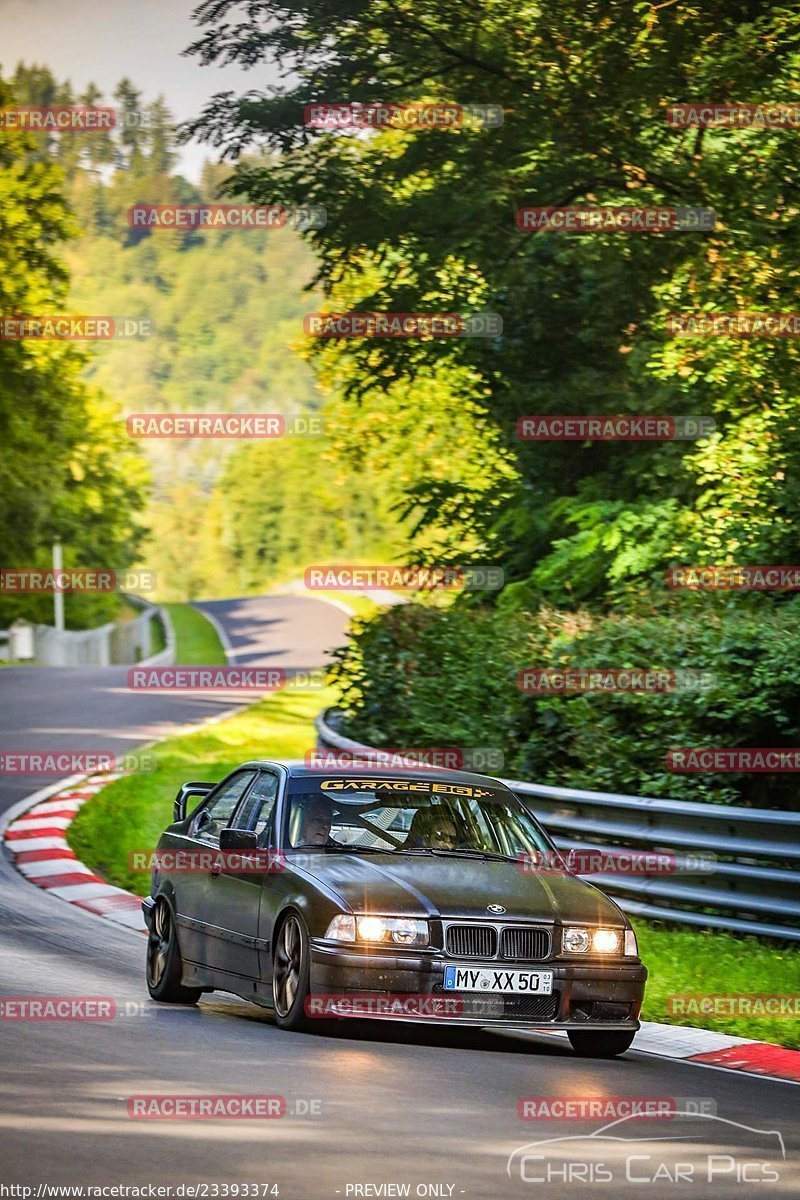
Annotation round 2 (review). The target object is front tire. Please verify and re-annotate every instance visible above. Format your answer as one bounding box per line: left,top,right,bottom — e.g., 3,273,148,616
568,1029,636,1058
146,899,201,1004
272,912,313,1031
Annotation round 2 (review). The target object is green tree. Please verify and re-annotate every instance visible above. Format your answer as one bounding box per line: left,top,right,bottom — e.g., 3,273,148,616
145,96,177,174
0,71,146,628
113,78,147,172
187,0,800,600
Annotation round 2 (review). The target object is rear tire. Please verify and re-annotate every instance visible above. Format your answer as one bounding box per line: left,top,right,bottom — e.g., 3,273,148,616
146,899,201,1004
568,1029,636,1057
272,912,313,1031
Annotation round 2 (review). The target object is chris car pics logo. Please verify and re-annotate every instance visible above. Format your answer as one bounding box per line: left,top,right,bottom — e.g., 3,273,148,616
506,1112,785,1186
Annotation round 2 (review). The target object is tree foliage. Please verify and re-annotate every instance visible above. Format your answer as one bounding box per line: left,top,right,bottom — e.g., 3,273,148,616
0,71,146,628
187,0,800,598
331,596,800,809
7,63,409,605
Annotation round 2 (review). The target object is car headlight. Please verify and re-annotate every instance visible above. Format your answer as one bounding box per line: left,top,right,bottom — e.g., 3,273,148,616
592,928,620,954
357,915,429,946
562,926,622,954
563,926,590,953
324,914,429,947
325,914,356,942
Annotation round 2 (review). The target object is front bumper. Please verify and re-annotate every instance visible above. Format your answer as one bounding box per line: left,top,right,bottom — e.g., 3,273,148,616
309,939,647,1029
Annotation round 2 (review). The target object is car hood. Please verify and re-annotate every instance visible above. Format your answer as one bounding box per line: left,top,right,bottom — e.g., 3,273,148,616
296,852,625,925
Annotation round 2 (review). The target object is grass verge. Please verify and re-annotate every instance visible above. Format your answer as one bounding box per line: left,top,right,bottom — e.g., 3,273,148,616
324,593,384,621
150,612,167,655
68,686,333,896
635,919,800,1049
163,602,227,665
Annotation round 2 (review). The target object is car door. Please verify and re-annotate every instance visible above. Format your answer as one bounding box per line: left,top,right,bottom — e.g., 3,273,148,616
172,769,257,971
256,778,299,990
206,768,284,984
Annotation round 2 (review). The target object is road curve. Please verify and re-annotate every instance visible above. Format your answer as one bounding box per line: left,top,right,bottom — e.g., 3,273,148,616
0,595,349,809
192,593,351,670
1,596,798,1197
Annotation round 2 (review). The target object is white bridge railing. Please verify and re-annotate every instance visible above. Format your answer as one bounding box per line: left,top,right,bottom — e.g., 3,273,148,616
0,595,173,667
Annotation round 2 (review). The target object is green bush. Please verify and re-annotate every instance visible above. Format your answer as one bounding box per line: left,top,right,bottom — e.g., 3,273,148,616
330,596,800,808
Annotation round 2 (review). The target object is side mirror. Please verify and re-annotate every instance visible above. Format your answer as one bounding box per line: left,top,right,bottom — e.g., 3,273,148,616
173,781,215,822
219,827,259,852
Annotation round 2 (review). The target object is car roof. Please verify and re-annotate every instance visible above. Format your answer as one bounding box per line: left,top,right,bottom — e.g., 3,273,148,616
238,758,510,790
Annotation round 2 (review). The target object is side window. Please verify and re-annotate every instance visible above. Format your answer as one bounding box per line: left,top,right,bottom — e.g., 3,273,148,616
191,771,256,844
234,771,280,843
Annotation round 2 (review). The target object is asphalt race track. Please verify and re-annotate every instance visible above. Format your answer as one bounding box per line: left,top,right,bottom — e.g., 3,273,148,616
0,594,348,808
1,597,798,1198
192,593,349,670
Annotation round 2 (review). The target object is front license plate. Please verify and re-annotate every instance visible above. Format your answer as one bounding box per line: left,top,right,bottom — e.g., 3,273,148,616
443,965,554,994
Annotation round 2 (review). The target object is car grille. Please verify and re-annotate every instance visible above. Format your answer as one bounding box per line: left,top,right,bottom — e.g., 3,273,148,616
444,923,551,962
446,924,498,958
500,926,550,962
433,986,559,1022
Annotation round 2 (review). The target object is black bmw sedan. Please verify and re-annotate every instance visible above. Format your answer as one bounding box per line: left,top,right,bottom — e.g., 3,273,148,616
143,761,647,1056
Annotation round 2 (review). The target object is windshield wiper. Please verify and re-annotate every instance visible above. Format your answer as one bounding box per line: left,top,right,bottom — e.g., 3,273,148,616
332,844,397,854
400,848,518,863
289,843,396,854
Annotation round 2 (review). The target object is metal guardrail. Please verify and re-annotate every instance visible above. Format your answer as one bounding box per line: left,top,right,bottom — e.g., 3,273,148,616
315,708,800,942
121,594,175,668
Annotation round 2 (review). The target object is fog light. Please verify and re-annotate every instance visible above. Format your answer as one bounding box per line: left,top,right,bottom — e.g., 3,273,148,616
592,928,620,954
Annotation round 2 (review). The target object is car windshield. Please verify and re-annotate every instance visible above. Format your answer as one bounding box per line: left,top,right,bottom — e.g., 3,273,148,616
284,776,556,859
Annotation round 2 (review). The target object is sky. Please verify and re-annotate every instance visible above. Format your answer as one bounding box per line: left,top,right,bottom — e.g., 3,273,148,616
0,0,284,179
